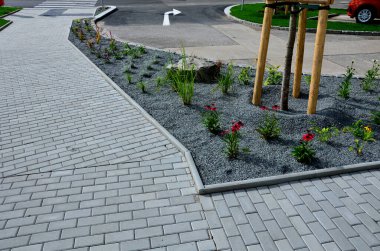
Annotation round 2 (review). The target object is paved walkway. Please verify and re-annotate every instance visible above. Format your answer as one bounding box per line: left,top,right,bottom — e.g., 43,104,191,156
1,8,380,251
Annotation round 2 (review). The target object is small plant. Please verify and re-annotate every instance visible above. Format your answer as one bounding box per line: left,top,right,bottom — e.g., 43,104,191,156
292,132,316,164
137,81,147,93
338,62,355,99
103,48,112,64
95,47,102,58
238,67,250,85
95,25,102,44
256,106,281,140
137,46,146,55
201,104,221,134
361,60,380,92
344,120,375,142
77,29,85,41
71,26,79,34
125,73,132,84
222,121,244,159
310,125,339,143
214,63,234,94
349,139,365,156
109,32,118,53
114,52,124,60
166,48,195,105
264,65,282,86
304,75,311,85
83,19,91,31
155,77,165,92
371,110,380,125
86,39,95,50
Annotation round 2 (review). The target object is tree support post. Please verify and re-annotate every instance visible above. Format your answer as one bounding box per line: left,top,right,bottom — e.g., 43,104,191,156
252,1,274,105
293,8,308,98
307,5,329,114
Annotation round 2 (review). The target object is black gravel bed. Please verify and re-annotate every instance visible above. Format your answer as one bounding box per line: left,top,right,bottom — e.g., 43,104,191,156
69,20,380,185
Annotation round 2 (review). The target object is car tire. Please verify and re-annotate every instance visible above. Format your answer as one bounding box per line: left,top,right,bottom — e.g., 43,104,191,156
355,6,375,23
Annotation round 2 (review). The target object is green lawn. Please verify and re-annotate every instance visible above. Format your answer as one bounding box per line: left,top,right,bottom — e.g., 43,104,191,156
231,4,380,32
0,6,21,16
0,6,21,30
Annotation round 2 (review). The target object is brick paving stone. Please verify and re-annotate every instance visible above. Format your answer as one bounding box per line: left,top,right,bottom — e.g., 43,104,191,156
1,8,380,251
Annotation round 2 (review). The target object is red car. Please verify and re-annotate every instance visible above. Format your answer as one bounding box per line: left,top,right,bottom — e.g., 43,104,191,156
348,0,380,23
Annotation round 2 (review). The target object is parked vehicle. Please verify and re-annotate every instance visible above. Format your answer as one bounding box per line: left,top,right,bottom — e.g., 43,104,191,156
348,0,380,23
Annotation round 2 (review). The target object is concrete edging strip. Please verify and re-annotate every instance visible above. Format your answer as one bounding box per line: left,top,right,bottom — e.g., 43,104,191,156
68,39,205,193
68,28,379,195
93,5,117,23
201,161,380,194
224,5,380,36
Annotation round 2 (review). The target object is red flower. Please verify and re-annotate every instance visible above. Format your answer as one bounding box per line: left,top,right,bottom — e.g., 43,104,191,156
272,105,280,111
302,133,315,142
204,104,217,111
231,121,244,132
260,106,269,111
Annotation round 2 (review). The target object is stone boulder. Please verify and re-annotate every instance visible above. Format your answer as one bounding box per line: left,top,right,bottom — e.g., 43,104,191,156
167,57,221,83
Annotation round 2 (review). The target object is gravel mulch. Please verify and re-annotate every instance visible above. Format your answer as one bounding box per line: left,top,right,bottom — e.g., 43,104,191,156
69,19,380,185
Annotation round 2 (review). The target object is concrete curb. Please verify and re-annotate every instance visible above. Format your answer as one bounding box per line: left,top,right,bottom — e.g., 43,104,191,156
68,39,205,193
201,161,380,194
224,5,380,36
68,26,379,195
93,5,117,23
0,20,12,32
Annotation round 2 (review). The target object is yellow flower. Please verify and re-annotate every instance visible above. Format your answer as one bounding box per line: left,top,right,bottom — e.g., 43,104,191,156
364,126,372,132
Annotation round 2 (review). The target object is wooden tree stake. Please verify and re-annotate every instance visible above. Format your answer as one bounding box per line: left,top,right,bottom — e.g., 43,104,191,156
293,8,308,98
252,2,274,105
307,6,329,114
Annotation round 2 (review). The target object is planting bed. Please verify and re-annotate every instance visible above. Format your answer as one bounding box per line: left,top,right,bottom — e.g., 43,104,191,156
69,19,380,185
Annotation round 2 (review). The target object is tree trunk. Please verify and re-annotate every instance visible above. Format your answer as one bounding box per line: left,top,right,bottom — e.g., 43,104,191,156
280,5,298,111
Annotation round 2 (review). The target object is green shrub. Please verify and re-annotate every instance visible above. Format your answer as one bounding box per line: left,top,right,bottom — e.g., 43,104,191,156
338,62,355,99
256,112,281,140
310,126,339,143
137,81,147,93
201,104,221,134
349,139,365,156
344,120,375,142
222,121,244,159
371,110,380,125
238,67,251,85
125,73,132,84
361,60,379,92
292,132,316,164
214,63,234,94
264,65,282,86
304,75,311,85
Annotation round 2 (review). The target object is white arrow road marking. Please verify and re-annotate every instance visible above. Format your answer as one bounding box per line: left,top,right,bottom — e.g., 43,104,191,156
163,8,181,26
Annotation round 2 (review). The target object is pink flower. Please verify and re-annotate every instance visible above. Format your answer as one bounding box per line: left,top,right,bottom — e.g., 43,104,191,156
272,105,280,111
219,130,229,136
302,133,315,142
204,104,217,111
260,106,269,111
231,121,244,132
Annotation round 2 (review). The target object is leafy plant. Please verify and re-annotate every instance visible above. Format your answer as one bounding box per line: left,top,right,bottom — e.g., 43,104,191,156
310,125,339,143
103,48,112,64
338,62,355,99
201,104,221,134
155,77,165,92
344,120,375,142
138,46,146,55
222,121,244,159
95,25,102,44
349,139,365,156
304,75,311,85
77,29,85,41
109,32,118,53
264,65,282,86
292,132,316,164
371,110,380,125
361,60,380,92
125,73,132,84
137,81,147,93
256,108,281,140
238,67,251,85
86,39,94,50
214,63,234,94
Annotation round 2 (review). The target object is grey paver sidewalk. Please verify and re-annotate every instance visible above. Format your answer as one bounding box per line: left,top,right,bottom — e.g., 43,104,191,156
0,8,380,251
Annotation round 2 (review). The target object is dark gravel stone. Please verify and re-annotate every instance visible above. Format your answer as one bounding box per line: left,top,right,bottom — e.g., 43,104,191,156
69,20,380,185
